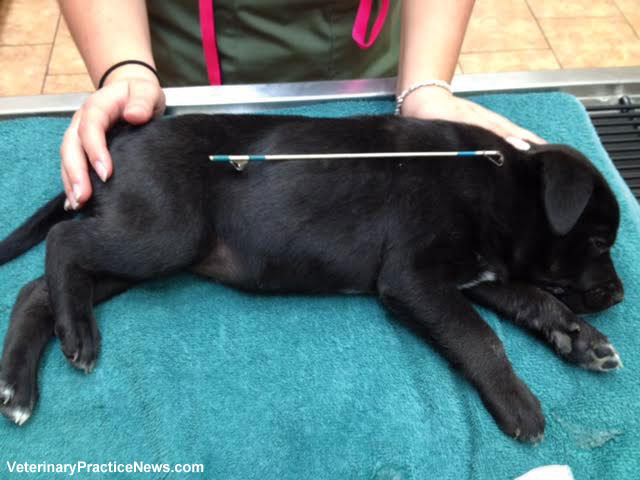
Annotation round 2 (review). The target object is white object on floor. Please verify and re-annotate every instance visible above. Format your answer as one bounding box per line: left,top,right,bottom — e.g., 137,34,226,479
515,465,574,480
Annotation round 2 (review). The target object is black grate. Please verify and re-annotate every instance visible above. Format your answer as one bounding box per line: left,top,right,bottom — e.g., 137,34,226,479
586,96,640,201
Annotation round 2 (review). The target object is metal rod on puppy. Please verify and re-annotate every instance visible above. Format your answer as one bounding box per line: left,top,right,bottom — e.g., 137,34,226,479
208,150,505,171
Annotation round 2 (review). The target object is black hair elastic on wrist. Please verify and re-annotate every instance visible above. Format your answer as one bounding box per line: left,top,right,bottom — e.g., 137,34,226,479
98,60,160,89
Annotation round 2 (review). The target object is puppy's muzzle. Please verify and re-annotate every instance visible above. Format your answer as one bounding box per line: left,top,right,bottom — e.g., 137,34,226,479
584,280,624,311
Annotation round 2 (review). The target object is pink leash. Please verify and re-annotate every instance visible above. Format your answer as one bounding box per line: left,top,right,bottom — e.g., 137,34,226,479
199,0,221,85
199,0,391,85
352,0,391,49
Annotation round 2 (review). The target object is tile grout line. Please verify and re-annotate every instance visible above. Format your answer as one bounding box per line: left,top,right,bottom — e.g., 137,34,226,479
523,0,564,69
461,47,561,55
41,13,62,94
46,73,91,77
459,50,560,74
0,43,58,47
611,0,640,39
528,15,629,19
461,48,562,54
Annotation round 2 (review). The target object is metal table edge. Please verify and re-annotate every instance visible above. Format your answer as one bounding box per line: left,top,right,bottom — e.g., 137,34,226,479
2,67,640,118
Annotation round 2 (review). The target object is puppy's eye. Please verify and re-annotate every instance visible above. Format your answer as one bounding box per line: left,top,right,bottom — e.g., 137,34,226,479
591,238,609,253
594,239,607,249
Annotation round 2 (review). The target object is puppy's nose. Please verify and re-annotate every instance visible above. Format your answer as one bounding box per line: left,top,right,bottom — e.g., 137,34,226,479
610,284,624,305
604,280,624,305
585,280,624,311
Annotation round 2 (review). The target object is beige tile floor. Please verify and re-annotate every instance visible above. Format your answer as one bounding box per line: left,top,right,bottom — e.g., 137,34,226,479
1,0,640,97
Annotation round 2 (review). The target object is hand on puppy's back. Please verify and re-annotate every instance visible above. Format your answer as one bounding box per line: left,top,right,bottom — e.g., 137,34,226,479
60,68,165,211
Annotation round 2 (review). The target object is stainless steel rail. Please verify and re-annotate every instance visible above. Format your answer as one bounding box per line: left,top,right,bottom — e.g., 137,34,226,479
1,67,640,118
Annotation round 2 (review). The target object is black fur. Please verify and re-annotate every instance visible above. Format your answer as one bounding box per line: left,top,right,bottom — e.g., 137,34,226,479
0,193,71,265
0,114,624,441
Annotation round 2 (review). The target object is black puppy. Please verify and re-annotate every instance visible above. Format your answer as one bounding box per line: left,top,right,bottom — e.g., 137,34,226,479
0,114,623,441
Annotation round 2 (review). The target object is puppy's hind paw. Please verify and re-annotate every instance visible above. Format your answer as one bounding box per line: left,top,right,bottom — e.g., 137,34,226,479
73,359,96,375
1,405,31,426
0,375,36,426
0,380,14,405
55,318,100,374
0,382,32,426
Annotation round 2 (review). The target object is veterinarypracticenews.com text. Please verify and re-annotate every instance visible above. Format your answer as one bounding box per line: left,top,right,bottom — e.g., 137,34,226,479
6,461,204,476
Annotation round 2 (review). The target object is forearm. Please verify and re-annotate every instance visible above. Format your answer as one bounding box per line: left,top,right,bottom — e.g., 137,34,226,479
397,0,475,93
393,1,544,143
58,0,156,87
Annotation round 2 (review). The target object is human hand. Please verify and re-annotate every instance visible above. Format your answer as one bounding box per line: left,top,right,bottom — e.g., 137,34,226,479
60,65,166,210
399,86,545,147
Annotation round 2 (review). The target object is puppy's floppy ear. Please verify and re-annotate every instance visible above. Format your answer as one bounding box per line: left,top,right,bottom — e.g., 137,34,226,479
535,146,594,236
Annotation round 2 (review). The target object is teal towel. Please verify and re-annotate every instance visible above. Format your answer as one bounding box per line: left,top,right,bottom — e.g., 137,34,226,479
0,93,639,479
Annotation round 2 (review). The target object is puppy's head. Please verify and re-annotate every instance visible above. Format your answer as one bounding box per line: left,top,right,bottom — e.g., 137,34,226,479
526,145,623,314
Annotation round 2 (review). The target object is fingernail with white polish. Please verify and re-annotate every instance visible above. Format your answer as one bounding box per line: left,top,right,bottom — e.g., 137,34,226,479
96,161,108,182
64,198,71,211
506,136,531,151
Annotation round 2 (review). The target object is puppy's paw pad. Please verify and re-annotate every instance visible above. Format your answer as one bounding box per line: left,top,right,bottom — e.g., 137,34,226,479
594,345,614,358
1,405,31,426
550,321,622,371
582,342,622,372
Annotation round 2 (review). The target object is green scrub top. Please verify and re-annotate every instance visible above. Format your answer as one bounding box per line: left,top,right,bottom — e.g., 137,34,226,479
147,0,401,87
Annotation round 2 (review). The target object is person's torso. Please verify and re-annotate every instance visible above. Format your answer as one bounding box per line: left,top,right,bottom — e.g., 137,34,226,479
147,0,401,86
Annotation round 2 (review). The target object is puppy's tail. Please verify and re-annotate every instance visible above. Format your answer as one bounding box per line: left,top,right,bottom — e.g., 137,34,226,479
0,192,73,266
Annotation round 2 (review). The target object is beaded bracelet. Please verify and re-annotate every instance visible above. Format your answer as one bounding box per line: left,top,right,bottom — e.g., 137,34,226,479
394,80,453,115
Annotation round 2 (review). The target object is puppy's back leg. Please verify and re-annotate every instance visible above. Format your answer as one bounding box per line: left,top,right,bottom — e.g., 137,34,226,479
45,218,202,372
377,256,545,442
0,275,132,425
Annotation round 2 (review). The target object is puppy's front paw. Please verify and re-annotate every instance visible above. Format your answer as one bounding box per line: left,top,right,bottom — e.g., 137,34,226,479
549,321,622,372
484,375,545,443
54,317,100,374
580,341,622,372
